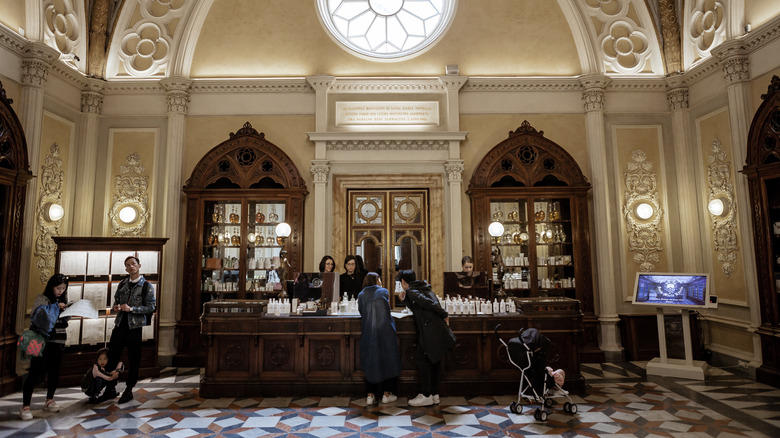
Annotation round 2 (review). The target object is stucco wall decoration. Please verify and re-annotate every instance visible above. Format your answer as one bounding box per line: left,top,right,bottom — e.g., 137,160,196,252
112,0,188,77
684,0,727,67
623,149,663,272
43,0,86,71
34,144,64,285
109,153,150,236
707,138,738,277
580,0,663,74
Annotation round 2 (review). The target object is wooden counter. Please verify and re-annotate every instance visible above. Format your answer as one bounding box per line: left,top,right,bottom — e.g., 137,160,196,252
200,298,584,398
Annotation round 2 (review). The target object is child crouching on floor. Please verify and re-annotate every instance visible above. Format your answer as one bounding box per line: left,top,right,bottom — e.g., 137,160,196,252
81,348,123,404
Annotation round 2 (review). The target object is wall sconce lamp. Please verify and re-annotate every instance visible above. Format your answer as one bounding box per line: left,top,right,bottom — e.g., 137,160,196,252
275,221,292,286
46,203,64,222
118,205,138,224
708,197,729,217
634,202,654,220
488,221,505,243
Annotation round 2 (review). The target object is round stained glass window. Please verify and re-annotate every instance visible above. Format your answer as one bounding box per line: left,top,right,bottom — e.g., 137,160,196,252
317,0,456,60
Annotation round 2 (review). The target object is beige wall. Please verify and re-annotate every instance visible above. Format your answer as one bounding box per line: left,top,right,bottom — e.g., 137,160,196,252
750,67,780,113
697,108,747,304
458,114,588,257
27,112,74,307
0,0,25,35
745,0,780,29
615,126,668,295
191,0,581,77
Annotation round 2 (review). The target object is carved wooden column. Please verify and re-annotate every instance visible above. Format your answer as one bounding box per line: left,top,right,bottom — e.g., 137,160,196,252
580,75,615,361
714,42,762,361
73,78,104,235
16,42,58,331
666,74,703,272
160,76,191,358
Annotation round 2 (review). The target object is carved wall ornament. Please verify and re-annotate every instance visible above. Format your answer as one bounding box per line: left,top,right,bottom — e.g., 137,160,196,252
20,58,50,87
327,139,449,151
310,161,330,183
115,0,188,77
688,0,726,62
601,20,652,74
722,55,750,83
109,153,150,236
666,87,689,110
582,87,606,112
623,149,663,272
34,144,64,284
658,0,682,73
43,0,83,70
707,139,738,277
81,90,104,114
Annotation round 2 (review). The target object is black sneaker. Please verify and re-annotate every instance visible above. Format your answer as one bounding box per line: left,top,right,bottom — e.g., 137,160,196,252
118,391,133,404
87,397,100,404
103,388,118,399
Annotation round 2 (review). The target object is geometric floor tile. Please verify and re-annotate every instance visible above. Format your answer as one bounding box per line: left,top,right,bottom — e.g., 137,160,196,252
0,362,778,437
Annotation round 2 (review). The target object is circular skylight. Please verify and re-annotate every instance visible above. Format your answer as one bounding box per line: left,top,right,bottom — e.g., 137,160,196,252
317,0,456,60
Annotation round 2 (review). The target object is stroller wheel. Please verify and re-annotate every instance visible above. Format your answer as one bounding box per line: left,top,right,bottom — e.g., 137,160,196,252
563,402,571,413
509,401,522,414
534,408,547,421
544,398,554,408
569,403,578,414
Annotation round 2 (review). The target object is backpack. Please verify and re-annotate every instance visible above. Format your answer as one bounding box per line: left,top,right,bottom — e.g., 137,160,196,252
118,278,154,326
17,329,46,358
80,367,94,393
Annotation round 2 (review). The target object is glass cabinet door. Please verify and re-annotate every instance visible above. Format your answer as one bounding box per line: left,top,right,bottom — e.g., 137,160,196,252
489,197,576,299
246,201,286,296
201,200,242,301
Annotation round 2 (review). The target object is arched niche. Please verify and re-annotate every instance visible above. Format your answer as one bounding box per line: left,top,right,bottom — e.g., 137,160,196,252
0,81,33,395
742,75,780,386
468,120,601,362
177,122,307,366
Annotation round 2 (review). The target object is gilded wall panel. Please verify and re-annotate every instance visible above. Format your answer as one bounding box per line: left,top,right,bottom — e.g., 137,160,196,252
109,130,156,236
615,126,667,295
697,108,747,304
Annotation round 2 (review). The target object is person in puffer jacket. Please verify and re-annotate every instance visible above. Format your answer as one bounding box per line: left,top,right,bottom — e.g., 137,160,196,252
104,255,156,404
20,273,70,420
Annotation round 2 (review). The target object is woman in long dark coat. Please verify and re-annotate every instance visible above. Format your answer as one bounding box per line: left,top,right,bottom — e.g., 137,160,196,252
358,272,401,406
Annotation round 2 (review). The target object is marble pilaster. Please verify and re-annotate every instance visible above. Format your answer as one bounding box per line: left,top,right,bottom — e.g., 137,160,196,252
73,78,104,235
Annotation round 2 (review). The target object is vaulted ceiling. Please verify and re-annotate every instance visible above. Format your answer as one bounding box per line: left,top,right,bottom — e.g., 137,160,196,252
4,0,779,80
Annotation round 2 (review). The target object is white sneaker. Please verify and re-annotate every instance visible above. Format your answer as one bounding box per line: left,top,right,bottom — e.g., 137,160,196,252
381,393,397,404
44,400,61,412
433,394,440,405
408,393,434,407
19,407,33,421
366,395,375,405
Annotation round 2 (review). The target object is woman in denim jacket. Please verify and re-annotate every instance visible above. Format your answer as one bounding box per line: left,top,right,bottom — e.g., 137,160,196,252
104,255,156,404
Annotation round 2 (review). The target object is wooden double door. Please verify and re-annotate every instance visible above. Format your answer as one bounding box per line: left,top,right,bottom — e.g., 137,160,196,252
347,189,429,307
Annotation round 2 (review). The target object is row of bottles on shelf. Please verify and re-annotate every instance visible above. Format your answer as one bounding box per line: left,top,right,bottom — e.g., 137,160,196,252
500,274,575,290
210,204,280,224
504,254,573,267
492,201,564,223
497,224,568,245
205,229,279,246
443,295,517,314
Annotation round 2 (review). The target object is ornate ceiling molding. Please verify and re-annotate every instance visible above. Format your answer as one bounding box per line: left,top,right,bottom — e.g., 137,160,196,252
328,139,449,151
190,79,311,93
42,0,87,72
683,0,727,69
707,139,738,277
462,78,582,92
623,149,663,272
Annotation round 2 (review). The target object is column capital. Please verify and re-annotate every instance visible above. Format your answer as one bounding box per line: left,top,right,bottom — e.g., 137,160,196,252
306,75,336,91
713,41,750,83
665,87,689,111
444,160,464,182
580,75,609,112
20,42,58,88
160,76,192,114
311,160,330,183
437,76,468,91
81,78,105,114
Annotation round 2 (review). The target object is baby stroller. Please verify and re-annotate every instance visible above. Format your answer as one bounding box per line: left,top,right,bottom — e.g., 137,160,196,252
496,325,578,421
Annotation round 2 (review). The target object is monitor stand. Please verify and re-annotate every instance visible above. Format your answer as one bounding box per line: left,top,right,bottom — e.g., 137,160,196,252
645,307,708,380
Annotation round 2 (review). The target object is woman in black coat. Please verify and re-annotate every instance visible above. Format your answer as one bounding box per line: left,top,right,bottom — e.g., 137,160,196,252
397,269,456,407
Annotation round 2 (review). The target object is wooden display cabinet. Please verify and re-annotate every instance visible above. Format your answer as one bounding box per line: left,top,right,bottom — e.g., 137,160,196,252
743,75,780,387
176,122,308,366
467,121,603,362
52,236,167,386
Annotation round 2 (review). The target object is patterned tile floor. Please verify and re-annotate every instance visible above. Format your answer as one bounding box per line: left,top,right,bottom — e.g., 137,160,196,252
1,362,779,437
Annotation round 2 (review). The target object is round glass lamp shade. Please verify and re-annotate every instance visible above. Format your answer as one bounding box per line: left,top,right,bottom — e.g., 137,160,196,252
47,203,64,221
708,198,726,216
118,205,138,224
635,203,654,220
488,221,505,238
275,222,292,238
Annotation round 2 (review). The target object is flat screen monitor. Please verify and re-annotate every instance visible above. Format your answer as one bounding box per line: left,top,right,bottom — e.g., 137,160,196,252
632,272,711,308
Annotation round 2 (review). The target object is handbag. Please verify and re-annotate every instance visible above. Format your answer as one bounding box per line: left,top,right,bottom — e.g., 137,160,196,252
17,329,46,358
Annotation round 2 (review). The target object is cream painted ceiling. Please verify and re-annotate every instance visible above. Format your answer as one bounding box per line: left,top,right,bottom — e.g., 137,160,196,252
6,0,780,80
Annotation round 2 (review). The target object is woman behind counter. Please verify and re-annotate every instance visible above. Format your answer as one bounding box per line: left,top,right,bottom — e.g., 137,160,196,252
319,255,340,303
358,272,400,405
339,255,365,299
